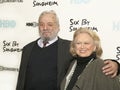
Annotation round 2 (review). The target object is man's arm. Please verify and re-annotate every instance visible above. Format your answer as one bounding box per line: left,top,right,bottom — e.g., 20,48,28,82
102,60,120,78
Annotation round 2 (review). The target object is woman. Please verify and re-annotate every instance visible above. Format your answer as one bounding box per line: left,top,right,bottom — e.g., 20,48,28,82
61,27,120,90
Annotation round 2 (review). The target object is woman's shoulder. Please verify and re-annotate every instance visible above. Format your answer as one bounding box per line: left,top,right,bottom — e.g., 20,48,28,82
92,58,104,66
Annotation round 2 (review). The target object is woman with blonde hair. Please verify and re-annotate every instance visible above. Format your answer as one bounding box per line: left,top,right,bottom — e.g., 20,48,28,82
61,27,120,90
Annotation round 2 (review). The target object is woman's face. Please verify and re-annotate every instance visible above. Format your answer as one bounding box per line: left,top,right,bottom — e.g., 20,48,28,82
74,33,96,57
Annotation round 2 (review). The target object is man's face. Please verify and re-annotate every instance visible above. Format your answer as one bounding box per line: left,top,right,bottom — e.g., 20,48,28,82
39,13,59,41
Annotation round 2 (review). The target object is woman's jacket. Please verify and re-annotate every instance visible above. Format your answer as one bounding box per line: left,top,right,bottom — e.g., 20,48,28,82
61,58,120,90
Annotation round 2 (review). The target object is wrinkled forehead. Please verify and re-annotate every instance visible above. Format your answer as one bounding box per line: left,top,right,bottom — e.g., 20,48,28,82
74,33,95,43
40,13,56,22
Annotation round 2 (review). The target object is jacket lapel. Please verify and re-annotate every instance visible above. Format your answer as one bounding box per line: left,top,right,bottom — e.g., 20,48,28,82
61,60,77,90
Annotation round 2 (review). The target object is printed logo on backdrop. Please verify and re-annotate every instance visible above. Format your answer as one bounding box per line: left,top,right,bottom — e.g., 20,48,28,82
33,0,58,7
113,21,120,31
0,0,23,4
70,0,91,4
112,21,120,60
2,40,22,52
26,22,38,27
116,46,120,61
0,19,16,28
69,18,98,32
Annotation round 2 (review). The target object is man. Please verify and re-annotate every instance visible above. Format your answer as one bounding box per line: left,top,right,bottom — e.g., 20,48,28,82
16,10,119,90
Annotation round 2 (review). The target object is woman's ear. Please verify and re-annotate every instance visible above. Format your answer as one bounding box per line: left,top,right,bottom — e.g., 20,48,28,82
93,46,96,52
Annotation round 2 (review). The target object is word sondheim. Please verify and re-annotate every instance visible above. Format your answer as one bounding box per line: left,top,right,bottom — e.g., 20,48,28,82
33,0,58,7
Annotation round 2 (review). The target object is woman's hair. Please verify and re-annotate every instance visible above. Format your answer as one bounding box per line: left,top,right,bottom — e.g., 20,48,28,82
70,27,103,58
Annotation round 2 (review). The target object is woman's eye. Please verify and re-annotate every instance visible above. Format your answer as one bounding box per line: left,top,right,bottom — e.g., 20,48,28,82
85,43,89,44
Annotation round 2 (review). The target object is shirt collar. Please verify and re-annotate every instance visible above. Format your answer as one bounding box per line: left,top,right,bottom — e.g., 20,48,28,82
37,37,58,48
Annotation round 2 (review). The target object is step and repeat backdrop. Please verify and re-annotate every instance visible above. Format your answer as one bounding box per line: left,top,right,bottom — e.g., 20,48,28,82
0,0,120,90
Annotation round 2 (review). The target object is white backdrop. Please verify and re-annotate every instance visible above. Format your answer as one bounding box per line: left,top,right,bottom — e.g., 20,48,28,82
0,0,120,90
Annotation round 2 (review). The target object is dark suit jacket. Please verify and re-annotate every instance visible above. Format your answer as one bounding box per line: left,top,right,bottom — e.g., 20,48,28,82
16,38,73,90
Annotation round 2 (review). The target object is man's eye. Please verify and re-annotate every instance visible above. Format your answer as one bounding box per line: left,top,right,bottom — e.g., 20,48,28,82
76,42,81,45
48,23,53,26
48,24,53,26
39,23,44,26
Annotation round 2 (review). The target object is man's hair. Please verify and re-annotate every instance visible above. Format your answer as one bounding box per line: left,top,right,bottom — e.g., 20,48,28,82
38,10,60,27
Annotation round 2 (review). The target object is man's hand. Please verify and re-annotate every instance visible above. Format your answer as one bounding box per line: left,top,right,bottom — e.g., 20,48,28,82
102,60,118,78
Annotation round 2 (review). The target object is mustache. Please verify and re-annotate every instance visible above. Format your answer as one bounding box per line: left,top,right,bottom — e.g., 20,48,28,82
43,38,49,42
42,30,51,34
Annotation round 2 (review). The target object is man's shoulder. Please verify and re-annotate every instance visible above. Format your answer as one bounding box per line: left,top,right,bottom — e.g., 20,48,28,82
58,37,71,43
23,38,38,48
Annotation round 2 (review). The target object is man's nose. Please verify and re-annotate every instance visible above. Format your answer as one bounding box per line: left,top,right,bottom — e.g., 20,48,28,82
43,25,48,30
